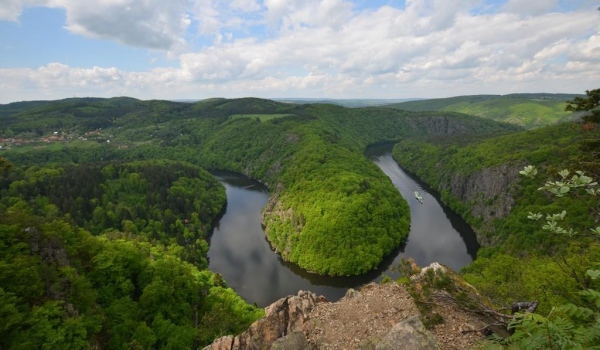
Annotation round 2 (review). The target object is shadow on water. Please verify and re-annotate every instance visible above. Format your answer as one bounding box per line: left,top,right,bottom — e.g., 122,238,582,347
274,241,406,288
207,146,479,307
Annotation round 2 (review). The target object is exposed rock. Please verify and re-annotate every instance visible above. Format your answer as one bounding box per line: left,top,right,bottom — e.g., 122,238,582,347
263,290,318,335
405,115,472,135
204,290,321,350
410,263,502,349
442,162,523,245
206,269,492,350
270,331,310,350
417,262,445,277
448,163,519,218
375,316,440,350
261,182,300,257
206,335,234,350
344,288,359,299
305,282,420,350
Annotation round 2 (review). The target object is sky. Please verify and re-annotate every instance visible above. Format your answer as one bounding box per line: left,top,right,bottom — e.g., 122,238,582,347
0,0,599,103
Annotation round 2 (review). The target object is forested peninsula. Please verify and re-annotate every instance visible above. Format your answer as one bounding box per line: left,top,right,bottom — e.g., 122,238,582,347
2,92,598,348
0,98,519,276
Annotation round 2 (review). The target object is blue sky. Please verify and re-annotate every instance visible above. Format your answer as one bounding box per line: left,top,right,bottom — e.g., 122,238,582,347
0,0,598,103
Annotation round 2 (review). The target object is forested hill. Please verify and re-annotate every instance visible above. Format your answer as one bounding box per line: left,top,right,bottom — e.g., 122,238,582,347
0,160,264,349
0,97,520,278
392,116,600,316
3,92,599,347
386,93,581,129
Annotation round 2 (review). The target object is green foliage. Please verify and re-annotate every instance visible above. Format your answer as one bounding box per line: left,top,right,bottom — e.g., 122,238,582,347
565,88,600,174
566,89,600,113
521,168,599,238
501,271,600,349
230,113,294,121
1,96,519,277
263,132,411,275
0,94,568,345
0,158,11,173
0,210,263,349
0,160,226,269
462,249,597,315
391,90,600,348
478,167,600,349
393,121,598,253
396,261,448,329
388,93,580,129
0,157,260,347
196,286,264,345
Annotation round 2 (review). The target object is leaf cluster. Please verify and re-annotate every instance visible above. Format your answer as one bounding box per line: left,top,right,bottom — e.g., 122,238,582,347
0,209,263,349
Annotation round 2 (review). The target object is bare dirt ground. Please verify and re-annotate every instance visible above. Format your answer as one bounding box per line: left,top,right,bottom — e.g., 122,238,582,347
304,282,490,350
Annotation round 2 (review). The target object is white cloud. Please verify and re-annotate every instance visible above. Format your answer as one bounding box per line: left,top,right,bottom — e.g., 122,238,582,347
264,0,354,30
2,0,191,50
569,33,600,62
1,0,599,102
0,0,25,21
58,0,191,50
0,0,53,21
230,0,261,12
503,0,558,16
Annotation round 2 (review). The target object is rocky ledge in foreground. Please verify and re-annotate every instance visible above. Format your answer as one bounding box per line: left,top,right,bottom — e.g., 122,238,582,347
204,263,492,350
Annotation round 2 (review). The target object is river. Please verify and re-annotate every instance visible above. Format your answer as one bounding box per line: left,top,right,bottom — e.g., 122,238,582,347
207,144,479,307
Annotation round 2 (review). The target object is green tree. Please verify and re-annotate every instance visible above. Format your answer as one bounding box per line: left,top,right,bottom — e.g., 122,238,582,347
566,89,600,116
0,158,11,173
566,88,600,173
497,166,600,349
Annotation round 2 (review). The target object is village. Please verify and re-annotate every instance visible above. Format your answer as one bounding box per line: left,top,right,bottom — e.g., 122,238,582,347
0,129,110,151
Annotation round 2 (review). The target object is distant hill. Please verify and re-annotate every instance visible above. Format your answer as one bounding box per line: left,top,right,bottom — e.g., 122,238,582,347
387,93,582,129
274,98,423,108
170,98,424,108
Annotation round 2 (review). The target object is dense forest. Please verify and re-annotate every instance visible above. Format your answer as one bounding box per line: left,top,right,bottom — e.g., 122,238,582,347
0,98,519,276
2,90,596,347
0,161,262,349
392,91,600,319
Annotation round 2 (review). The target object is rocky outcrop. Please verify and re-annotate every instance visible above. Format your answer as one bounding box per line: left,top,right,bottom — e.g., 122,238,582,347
260,182,300,257
447,163,519,219
203,290,323,350
406,115,473,135
205,280,480,349
375,316,440,350
270,332,310,350
440,162,523,245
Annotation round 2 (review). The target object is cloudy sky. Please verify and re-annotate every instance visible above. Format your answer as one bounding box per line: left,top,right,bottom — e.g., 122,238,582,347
0,0,598,103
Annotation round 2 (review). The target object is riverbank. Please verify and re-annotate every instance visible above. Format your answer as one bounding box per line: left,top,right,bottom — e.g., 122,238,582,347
207,146,479,307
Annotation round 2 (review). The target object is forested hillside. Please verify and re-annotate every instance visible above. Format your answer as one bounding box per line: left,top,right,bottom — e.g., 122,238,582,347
0,96,525,347
0,161,262,349
0,97,519,277
387,93,580,129
392,101,600,314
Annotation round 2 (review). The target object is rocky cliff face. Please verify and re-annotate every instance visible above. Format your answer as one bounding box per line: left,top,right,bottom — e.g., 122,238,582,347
406,116,473,135
204,264,493,350
438,162,523,245
204,290,322,350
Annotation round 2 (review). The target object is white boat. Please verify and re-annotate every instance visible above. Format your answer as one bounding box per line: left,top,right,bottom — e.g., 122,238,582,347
414,191,424,204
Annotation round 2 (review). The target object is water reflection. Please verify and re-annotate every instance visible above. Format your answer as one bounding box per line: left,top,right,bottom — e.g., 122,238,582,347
207,146,479,307
365,143,479,270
